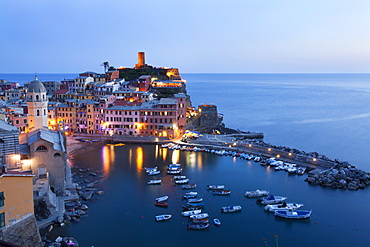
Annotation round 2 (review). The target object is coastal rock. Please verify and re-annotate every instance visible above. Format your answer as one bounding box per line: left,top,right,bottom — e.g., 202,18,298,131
81,191,94,201
86,183,94,188
89,172,97,176
96,190,104,196
80,204,88,210
78,209,86,215
305,165,370,190
64,214,72,221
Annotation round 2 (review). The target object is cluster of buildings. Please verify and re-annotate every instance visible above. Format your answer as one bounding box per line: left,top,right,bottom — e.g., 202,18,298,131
0,52,223,246
1,53,192,140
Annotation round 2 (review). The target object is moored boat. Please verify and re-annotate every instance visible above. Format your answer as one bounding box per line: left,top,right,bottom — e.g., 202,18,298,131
212,189,231,195
168,163,181,168
155,195,168,202
147,170,160,176
188,198,203,203
175,178,189,184
173,175,186,180
155,214,172,221
155,201,168,207
183,205,203,211
244,189,269,198
257,195,287,205
144,167,157,172
213,218,221,226
148,179,161,185
182,184,197,189
189,213,209,219
187,202,205,207
182,209,202,216
187,223,209,230
192,218,209,224
208,185,225,190
264,202,304,212
274,210,312,219
221,205,242,213
167,169,182,175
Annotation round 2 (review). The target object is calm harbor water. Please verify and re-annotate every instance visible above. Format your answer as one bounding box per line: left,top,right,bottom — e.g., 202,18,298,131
2,73,370,246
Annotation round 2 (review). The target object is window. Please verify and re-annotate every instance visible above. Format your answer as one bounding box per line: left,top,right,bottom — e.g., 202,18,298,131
54,153,61,157
0,212,4,228
0,192,4,207
37,110,40,116
36,145,48,151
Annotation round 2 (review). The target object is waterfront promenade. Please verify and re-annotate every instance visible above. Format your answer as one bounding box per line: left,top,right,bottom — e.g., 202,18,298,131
73,133,334,170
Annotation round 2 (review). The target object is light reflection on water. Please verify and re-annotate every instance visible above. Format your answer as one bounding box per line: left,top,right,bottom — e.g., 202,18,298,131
136,146,143,171
171,149,180,164
101,146,113,177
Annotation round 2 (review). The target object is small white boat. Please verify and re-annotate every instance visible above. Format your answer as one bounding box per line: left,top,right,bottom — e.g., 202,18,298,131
213,218,221,226
144,167,157,172
189,213,208,219
155,196,168,202
168,163,181,168
182,184,196,189
173,175,186,180
264,202,304,212
148,180,161,185
147,170,160,176
155,214,172,221
174,178,189,184
221,205,242,213
185,191,197,196
208,185,225,190
245,189,269,198
274,210,312,219
167,169,182,174
257,195,287,205
167,166,181,171
182,209,202,216
188,198,203,203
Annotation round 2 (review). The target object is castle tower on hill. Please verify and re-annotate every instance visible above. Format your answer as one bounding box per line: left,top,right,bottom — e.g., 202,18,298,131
26,77,48,130
135,51,147,68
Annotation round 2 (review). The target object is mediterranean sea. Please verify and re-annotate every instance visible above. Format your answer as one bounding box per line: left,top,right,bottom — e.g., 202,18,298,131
2,73,370,246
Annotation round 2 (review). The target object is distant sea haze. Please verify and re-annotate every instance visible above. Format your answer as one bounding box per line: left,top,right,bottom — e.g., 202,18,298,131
2,73,370,169
0,73,78,85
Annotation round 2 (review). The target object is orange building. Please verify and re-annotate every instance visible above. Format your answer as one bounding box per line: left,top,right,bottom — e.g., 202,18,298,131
0,170,41,246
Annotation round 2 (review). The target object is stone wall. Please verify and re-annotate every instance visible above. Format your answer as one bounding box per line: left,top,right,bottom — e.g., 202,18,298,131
0,214,42,247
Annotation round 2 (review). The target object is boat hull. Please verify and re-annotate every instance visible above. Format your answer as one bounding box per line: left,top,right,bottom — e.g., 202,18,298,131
274,210,312,219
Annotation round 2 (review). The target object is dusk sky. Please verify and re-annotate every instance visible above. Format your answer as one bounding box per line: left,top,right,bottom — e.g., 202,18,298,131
2,1,370,73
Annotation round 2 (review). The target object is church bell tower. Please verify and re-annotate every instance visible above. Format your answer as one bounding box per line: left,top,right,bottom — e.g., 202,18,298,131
26,77,48,130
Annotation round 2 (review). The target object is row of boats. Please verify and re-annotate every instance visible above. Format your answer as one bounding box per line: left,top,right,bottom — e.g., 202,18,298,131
162,143,308,175
245,189,312,219
147,163,247,229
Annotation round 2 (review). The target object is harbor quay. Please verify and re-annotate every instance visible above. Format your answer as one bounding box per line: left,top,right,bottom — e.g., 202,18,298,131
76,131,334,170
177,133,334,170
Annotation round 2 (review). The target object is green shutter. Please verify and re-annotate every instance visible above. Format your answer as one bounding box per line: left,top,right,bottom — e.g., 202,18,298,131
0,212,4,228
